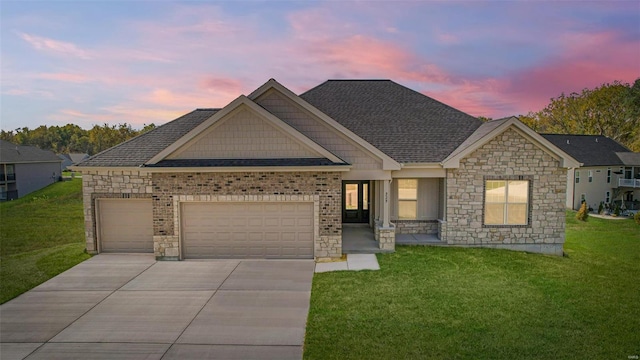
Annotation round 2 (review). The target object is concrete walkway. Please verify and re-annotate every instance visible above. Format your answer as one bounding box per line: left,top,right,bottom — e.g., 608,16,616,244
314,254,380,273
0,254,314,360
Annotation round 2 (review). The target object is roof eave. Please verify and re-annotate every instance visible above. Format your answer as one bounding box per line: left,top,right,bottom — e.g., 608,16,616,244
70,165,352,173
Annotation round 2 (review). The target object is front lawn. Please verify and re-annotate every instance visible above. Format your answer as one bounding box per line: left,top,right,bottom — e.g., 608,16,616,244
305,214,640,359
0,179,90,304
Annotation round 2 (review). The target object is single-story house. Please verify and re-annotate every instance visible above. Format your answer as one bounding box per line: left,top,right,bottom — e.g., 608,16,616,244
541,134,640,210
0,140,62,201
59,153,90,170
73,79,580,260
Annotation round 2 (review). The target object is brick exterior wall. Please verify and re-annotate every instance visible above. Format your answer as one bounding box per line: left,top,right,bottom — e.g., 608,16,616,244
81,171,153,253
151,171,342,259
82,170,342,259
444,128,567,255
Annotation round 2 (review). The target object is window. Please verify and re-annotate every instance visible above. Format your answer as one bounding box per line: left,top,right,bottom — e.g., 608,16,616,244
485,180,529,225
625,167,633,179
575,171,580,184
345,184,358,210
398,179,417,220
607,168,611,184
605,191,610,203
362,183,368,210
588,170,593,183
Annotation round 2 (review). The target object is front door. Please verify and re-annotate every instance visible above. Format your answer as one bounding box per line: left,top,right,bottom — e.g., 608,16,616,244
342,181,370,223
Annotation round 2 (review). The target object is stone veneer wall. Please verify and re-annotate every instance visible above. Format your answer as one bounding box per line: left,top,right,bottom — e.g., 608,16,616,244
152,171,342,259
81,171,153,253
445,128,567,255
393,220,438,234
374,221,395,251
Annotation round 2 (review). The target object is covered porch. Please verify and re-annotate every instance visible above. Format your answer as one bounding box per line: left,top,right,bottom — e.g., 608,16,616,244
340,177,447,254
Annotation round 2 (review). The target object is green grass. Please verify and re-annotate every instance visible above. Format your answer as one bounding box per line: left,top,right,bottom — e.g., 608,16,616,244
0,179,90,303
305,214,640,359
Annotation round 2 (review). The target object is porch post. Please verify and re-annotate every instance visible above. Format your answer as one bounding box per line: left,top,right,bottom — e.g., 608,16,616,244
383,179,390,227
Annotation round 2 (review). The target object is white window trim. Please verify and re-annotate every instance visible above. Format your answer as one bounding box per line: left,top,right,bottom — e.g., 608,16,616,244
588,170,593,183
484,180,530,226
575,170,580,184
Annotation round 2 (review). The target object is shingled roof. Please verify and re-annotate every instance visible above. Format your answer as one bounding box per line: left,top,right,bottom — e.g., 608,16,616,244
0,140,61,163
300,80,483,163
541,134,631,167
78,109,218,167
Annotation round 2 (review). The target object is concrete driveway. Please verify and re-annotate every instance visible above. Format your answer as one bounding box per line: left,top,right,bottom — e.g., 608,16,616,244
0,254,315,360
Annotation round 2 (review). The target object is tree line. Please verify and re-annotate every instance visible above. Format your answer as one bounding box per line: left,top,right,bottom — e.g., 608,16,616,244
519,78,640,151
0,123,156,155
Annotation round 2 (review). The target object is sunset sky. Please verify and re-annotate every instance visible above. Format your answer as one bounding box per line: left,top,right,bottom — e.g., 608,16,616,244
1,1,639,131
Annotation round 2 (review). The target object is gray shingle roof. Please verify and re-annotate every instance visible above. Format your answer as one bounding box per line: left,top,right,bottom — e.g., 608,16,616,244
0,140,61,163
615,152,640,166
541,134,631,167
300,80,482,163
148,158,346,167
77,109,219,167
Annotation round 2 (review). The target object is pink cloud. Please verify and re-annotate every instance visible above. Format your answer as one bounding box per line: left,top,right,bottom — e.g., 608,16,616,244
37,72,90,83
501,30,640,113
17,32,92,59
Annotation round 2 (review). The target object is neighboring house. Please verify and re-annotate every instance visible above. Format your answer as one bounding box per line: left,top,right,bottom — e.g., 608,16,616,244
72,79,579,260
542,134,640,211
0,140,62,200
59,153,90,170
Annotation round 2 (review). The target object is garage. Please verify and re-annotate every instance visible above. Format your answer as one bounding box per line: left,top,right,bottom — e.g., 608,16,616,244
181,202,314,259
97,199,153,253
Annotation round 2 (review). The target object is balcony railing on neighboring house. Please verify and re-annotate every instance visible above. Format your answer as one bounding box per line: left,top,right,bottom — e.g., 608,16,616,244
619,178,640,188
0,173,16,182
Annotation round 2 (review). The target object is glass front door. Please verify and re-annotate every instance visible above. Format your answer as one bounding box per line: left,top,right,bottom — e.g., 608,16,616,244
342,181,370,223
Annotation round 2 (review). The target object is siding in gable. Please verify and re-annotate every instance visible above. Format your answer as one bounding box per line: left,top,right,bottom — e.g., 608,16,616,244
256,91,382,170
169,108,319,159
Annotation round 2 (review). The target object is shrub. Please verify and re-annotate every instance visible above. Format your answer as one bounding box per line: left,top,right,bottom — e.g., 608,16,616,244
635,212,640,225
576,202,589,221
598,202,604,214
613,203,621,217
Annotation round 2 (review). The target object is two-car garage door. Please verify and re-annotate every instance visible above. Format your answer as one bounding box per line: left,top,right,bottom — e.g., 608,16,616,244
97,200,314,259
181,202,314,259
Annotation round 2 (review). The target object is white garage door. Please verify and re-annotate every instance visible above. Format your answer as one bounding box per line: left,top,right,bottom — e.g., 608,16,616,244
98,199,153,253
181,202,314,259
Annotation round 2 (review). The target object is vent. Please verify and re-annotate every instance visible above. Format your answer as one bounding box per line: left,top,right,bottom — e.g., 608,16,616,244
121,194,131,199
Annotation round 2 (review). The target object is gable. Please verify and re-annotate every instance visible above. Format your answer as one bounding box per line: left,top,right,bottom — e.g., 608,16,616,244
255,89,384,170
442,117,580,169
147,96,346,166
168,106,321,160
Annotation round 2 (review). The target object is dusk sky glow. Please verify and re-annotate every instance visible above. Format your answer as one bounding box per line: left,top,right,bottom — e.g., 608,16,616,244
1,1,639,131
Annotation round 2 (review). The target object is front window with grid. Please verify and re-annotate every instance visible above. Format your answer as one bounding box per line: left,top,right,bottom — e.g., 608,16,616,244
484,180,530,225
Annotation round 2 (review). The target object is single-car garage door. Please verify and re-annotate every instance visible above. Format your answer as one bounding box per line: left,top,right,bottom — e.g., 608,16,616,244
181,202,314,259
98,199,153,253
